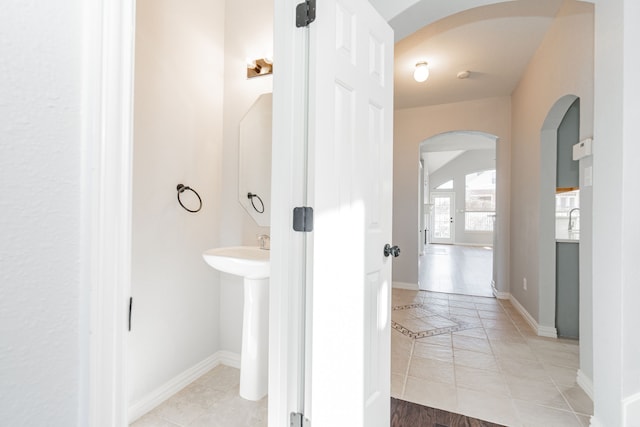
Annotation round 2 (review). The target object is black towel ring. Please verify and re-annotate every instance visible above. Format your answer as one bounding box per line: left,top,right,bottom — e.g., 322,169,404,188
247,192,265,213
177,184,202,213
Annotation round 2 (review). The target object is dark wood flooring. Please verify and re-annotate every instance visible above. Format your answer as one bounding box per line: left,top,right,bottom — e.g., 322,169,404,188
390,398,506,427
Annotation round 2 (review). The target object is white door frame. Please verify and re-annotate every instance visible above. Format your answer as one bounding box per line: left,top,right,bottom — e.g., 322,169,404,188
418,159,426,255
85,0,303,424
269,0,310,424
84,1,135,425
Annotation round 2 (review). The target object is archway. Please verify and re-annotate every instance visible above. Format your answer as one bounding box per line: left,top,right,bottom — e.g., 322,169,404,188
538,94,580,337
419,131,499,297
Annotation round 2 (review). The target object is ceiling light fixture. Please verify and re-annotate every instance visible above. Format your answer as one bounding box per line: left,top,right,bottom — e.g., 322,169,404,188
457,70,471,79
413,61,430,83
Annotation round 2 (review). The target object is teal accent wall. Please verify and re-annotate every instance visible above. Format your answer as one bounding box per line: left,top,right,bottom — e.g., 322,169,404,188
557,98,580,188
556,242,580,338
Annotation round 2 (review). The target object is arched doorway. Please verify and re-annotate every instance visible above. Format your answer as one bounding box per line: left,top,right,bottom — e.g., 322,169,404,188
419,131,499,297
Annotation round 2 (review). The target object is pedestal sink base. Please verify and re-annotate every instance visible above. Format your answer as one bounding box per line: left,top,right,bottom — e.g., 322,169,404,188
239,277,269,401
201,247,270,401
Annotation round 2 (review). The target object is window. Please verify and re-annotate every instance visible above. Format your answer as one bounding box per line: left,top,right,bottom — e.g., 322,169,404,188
555,189,580,232
435,180,453,190
465,170,496,232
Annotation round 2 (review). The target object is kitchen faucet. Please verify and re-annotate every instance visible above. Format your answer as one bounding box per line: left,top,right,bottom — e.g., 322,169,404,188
568,208,580,231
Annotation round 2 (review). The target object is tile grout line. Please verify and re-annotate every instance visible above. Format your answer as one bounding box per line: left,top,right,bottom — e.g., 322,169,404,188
393,288,590,426
400,337,416,398
496,298,586,425
547,370,589,423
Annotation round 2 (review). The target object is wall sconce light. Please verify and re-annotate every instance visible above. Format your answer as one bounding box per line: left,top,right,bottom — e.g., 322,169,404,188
413,61,429,83
247,57,273,79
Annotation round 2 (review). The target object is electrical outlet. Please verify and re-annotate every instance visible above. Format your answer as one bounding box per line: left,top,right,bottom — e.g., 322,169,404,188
523,277,527,290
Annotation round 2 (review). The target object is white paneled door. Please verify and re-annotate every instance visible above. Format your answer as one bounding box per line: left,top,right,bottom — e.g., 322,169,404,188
308,0,394,425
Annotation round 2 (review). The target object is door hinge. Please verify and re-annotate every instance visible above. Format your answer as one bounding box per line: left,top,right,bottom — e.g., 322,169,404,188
290,412,310,427
128,297,133,332
296,0,316,27
293,206,314,232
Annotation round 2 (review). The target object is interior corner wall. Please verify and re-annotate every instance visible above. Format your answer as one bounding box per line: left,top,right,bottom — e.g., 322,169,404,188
429,149,496,246
393,96,511,287
219,0,273,354
129,0,226,405
509,1,593,336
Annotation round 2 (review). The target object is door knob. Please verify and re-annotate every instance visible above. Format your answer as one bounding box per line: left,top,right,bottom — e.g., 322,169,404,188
384,244,401,258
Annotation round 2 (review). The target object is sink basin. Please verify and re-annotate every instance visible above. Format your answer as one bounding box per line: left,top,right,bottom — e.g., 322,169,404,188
202,246,269,279
202,246,270,401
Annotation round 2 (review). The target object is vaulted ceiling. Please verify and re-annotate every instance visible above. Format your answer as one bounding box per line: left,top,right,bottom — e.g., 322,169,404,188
369,0,566,109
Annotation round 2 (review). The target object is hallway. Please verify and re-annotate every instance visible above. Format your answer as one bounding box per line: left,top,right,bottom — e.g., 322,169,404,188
391,289,592,426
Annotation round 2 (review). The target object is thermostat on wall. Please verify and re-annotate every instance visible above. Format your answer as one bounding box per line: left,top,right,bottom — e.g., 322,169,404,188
573,138,593,161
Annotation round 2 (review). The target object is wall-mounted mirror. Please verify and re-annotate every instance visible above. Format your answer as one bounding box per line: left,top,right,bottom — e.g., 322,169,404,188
238,93,272,226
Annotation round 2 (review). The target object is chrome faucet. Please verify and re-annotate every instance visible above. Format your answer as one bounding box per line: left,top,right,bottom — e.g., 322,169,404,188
568,208,580,231
257,234,270,250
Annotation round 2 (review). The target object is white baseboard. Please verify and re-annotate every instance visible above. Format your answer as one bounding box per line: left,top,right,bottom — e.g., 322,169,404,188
393,281,419,290
128,350,241,423
624,392,640,426
576,369,594,401
216,350,241,369
491,281,510,300
509,295,557,338
537,324,558,338
453,242,493,248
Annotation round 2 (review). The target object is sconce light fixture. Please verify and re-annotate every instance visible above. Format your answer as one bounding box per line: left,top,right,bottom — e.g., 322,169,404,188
413,61,429,83
247,57,274,79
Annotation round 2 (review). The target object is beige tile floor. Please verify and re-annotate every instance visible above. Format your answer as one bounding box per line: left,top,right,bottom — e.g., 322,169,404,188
130,365,267,427
391,288,593,427
131,289,591,427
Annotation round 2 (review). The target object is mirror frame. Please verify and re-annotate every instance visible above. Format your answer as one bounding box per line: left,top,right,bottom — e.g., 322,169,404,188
238,93,272,226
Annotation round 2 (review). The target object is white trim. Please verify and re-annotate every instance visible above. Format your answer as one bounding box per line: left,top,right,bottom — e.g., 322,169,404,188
85,1,136,425
128,351,241,423
537,324,558,338
216,350,242,369
509,295,538,331
269,0,309,425
491,281,510,300
509,295,558,338
623,392,640,426
576,369,594,401
393,281,420,291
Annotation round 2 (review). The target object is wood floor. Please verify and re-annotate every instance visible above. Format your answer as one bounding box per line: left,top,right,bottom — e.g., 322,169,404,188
391,398,504,427
419,244,493,297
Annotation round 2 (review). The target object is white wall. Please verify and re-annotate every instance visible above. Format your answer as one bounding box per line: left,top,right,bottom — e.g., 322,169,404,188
129,0,226,404
592,0,640,425
509,0,593,324
219,0,273,354
3,0,638,425
0,1,85,425
429,149,496,246
393,97,511,288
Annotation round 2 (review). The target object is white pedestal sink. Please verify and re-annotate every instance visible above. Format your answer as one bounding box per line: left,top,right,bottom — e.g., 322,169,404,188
202,246,269,401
